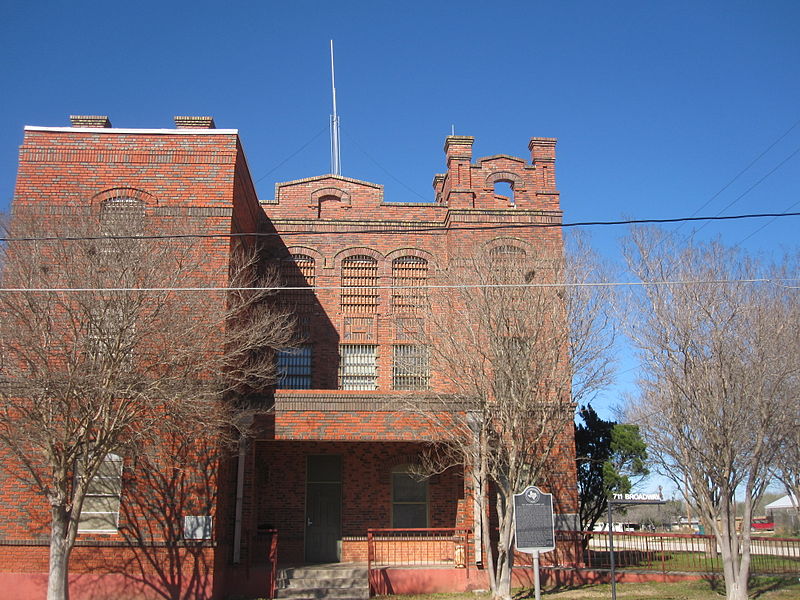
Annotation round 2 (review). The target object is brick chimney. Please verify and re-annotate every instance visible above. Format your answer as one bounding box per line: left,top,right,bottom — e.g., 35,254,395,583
69,115,111,128
173,116,216,129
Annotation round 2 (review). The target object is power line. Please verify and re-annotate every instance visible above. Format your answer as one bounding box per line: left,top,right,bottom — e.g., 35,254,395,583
682,117,800,223
3,211,800,243
737,197,800,245
254,125,329,184
2,278,797,294
693,144,800,235
343,130,430,202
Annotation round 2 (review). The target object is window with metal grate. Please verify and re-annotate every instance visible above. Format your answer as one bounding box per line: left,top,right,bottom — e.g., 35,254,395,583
339,344,378,390
391,256,428,312
392,345,430,390
277,345,312,389
280,254,315,310
341,255,379,313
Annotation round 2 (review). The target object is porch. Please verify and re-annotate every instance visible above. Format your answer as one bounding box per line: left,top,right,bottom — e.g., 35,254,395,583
246,440,471,565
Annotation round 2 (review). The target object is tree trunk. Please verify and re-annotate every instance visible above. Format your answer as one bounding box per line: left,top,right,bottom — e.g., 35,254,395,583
47,506,72,600
493,488,514,600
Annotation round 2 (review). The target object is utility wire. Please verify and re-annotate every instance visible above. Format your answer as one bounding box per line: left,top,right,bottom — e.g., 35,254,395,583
254,125,329,184
1,278,797,294
738,197,800,245
682,117,800,223
693,144,800,235
3,211,800,243
343,130,430,202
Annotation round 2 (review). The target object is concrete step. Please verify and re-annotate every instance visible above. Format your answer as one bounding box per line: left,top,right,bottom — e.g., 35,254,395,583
276,589,368,600
278,577,368,589
276,564,369,600
279,566,367,580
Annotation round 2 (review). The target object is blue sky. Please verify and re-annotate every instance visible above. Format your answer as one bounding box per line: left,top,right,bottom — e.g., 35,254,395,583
2,1,798,487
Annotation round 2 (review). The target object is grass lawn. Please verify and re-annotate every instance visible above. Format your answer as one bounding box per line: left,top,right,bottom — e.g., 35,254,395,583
377,577,800,599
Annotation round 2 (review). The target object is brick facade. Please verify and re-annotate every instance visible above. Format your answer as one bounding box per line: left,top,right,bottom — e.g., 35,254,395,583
0,117,579,599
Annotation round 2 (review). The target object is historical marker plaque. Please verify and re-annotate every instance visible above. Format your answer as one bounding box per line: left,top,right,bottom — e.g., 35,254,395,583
514,486,555,553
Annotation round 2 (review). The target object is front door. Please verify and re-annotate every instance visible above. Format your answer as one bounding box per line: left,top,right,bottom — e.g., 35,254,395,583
305,455,342,563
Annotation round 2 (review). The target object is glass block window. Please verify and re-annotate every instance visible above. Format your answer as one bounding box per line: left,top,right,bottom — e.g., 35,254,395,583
392,345,430,390
100,197,145,236
277,345,312,389
341,255,379,313
78,454,123,533
280,254,315,310
392,465,428,528
392,256,428,312
339,344,378,390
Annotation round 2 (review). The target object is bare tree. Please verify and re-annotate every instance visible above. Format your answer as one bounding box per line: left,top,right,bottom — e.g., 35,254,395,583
622,227,797,600
0,208,294,600
772,253,800,514
410,234,615,600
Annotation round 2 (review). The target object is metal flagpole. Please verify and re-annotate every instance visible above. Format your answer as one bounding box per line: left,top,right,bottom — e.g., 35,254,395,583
329,39,341,175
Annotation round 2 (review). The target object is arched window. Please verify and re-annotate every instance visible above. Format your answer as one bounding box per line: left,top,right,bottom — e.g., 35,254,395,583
392,256,428,312
78,454,123,533
493,180,515,205
100,197,145,236
392,465,428,528
489,245,526,260
489,245,527,279
341,255,379,313
280,254,315,309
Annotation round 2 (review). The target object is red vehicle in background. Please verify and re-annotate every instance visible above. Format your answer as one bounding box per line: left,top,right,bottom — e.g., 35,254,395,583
751,518,775,531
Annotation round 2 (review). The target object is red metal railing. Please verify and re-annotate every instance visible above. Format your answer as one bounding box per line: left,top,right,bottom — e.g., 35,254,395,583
255,529,279,598
574,530,800,576
367,528,472,594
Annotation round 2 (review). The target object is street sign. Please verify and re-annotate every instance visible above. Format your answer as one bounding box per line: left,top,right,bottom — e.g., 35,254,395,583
611,493,664,504
513,486,555,553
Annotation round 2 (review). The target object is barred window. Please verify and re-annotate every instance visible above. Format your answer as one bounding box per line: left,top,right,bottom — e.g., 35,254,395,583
100,197,145,236
280,254,315,309
339,344,378,390
392,464,428,528
86,306,134,369
393,345,430,390
489,244,526,262
341,255,379,313
277,345,312,389
392,256,428,312
78,454,123,533
489,245,528,283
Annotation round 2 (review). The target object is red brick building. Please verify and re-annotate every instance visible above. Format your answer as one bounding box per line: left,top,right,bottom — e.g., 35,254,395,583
0,116,579,599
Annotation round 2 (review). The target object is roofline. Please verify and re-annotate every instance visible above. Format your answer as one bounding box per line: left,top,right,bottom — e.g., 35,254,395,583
24,126,239,135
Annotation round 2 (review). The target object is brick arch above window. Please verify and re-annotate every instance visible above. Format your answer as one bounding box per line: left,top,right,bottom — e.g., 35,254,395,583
332,247,384,270
485,170,525,191
384,247,435,265
480,236,534,255
91,186,158,208
310,187,351,208
282,246,325,263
